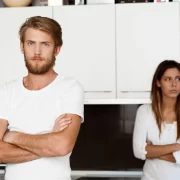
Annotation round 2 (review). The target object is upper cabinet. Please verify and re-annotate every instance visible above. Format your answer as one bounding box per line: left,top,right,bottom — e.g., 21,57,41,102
0,4,180,102
0,7,52,85
116,3,180,98
53,5,116,99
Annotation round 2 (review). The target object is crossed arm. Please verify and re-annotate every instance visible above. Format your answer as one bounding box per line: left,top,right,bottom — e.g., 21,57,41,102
133,130,179,163
0,114,79,163
145,142,178,163
133,105,180,163
0,119,39,163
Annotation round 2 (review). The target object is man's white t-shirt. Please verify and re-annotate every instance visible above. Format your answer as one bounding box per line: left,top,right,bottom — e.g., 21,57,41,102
133,104,180,180
0,74,84,180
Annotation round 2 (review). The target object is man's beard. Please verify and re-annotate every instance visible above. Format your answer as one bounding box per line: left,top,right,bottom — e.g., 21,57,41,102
24,55,55,75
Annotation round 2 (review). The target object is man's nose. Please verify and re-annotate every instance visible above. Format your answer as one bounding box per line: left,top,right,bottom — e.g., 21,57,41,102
34,44,42,55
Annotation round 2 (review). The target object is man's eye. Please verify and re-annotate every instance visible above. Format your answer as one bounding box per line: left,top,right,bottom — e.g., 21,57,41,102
28,42,33,45
43,43,49,46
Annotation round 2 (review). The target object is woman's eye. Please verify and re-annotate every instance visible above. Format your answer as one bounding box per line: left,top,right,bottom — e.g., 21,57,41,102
165,78,171,81
176,77,180,81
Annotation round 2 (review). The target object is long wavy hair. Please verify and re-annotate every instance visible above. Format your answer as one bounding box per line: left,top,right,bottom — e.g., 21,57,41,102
151,60,180,139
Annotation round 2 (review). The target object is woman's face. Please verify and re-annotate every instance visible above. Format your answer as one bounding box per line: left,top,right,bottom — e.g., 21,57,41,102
157,68,180,99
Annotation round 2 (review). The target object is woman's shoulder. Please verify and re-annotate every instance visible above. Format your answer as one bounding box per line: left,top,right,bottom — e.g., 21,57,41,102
138,104,152,113
136,104,154,120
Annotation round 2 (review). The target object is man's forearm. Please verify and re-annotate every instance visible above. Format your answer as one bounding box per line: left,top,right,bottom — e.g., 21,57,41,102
4,115,81,157
0,140,39,163
5,132,68,157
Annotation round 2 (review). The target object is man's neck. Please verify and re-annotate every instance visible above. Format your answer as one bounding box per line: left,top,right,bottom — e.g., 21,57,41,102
23,70,58,90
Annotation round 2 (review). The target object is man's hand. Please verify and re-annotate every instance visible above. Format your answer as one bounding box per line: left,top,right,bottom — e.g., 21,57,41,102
52,114,72,132
3,131,19,144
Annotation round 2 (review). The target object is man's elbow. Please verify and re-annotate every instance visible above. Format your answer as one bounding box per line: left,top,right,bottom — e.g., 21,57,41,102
56,146,72,156
52,142,74,156
0,153,3,162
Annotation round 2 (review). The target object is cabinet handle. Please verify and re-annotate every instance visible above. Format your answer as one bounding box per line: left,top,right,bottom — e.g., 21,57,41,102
120,91,150,93
84,91,112,93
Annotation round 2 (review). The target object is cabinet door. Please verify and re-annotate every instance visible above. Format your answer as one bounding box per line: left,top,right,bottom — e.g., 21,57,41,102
0,7,52,85
116,3,180,98
53,5,116,99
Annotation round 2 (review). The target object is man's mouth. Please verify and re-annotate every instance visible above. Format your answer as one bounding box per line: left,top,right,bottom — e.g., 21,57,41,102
32,57,43,61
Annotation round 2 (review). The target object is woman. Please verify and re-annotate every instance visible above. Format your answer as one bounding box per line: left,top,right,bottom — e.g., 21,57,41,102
133,60,180,180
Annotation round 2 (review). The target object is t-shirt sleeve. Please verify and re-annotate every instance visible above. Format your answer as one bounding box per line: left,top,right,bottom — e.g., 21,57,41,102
173,151,180,165
63,81,84,122
0,83,9,120
133,104,149,160
173,139,180,166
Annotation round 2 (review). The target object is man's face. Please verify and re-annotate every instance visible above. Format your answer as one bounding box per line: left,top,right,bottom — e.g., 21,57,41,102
21,28,60,75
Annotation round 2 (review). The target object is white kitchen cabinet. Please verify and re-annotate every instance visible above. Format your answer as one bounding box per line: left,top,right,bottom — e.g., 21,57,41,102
53,5,116,99
0,7,52,85
116,3,180,98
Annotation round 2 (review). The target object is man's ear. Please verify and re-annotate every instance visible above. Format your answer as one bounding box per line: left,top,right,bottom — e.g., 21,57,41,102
20,42,24,54
156,80,161,87
54,46,61,57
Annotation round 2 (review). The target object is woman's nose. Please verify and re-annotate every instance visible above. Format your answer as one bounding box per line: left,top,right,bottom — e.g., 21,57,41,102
172,79,177,87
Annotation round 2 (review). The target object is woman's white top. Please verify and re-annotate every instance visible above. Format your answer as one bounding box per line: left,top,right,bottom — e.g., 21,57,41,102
133,104,180,180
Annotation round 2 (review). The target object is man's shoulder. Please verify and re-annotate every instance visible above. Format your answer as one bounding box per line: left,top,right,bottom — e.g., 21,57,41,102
0,79,21,100
0,78,22,95
57,75,84,92
2,78,21,88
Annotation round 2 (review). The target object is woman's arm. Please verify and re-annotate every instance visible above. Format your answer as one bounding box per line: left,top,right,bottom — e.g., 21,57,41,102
133,105,180,160
133,105,150,160
158,153,176,163
172,139,180,165
146,141,180,159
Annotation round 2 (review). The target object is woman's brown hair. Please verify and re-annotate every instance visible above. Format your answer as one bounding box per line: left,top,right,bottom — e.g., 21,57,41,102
151,60,180,139
19,16,63,47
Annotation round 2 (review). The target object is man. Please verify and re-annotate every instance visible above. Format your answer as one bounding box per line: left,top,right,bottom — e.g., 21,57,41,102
0,16,84,180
